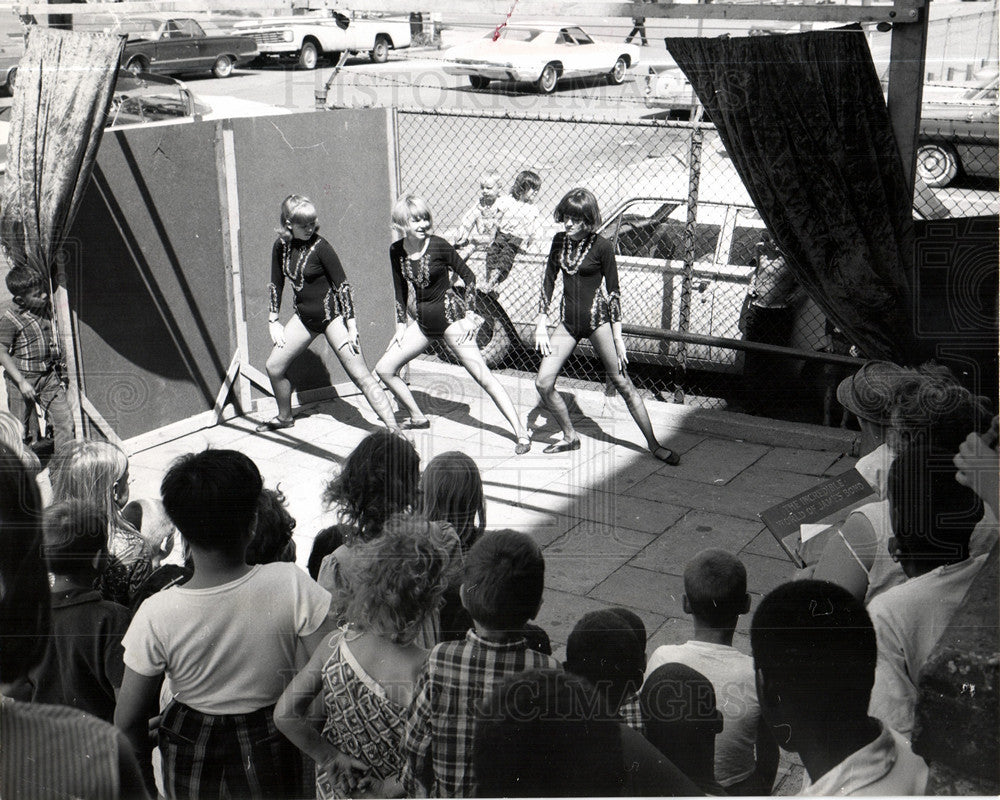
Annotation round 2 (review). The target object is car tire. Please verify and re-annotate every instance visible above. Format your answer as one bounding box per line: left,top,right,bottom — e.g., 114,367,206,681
536,62,559,94
607,56,628,86
125,56,147,76
212,55,234,79
438,291,514,369
469,75,490,91
298,40,320,70
916,142,960,188
370,36,390,64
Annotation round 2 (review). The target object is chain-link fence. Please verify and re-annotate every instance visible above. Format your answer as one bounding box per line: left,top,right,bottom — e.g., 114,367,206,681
391,105,994,422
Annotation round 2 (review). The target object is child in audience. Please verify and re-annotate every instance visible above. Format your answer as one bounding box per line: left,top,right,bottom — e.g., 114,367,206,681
50,440,166,607
308,525,344,581
641,662,726,795
453,170,502,261
645,548,778,795
0,267,74,452
400,529,559,797
564,607,646,732
483,170,543,293
115,450,335,799
0,448,149,800
867,442,987,741
276,516,453,799
474,669,700,798
20,500,130,724
0,409,41,477
246,486,297,565
752,580,927,795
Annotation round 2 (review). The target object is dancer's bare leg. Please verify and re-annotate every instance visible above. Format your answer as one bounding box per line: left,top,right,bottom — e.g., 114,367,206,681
534,323,580,443
375,322,431,424
264,314,315,422
323,317,397,428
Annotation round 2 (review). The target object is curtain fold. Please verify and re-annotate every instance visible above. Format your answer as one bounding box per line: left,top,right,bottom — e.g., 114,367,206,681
666,27,919,364
0,26,124,282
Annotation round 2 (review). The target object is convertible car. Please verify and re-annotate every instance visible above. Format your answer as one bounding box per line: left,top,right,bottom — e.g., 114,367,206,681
441,23,640,93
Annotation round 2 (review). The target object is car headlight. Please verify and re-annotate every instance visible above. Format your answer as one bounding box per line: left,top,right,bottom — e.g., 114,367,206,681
282,29,293,42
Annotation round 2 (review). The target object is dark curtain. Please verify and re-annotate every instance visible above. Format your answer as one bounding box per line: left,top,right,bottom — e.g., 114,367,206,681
666,27,919,364
0,27,124,283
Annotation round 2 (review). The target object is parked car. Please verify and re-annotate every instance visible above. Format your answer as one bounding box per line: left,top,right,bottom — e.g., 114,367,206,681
441,23,640,94
118,15,260,79
917,71,998,187
643,65,700,118
234,10,411,69
0,54,18,97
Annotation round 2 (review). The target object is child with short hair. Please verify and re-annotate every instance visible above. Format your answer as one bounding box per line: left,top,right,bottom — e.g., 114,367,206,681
483,170,543,293
453,170,502,260
115,450,335,799
21,499,131,724
0,267,73,452
645,548,778,795
401,529,559,797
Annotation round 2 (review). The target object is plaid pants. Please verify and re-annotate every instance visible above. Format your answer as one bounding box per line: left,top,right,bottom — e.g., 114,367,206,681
159,701,305,800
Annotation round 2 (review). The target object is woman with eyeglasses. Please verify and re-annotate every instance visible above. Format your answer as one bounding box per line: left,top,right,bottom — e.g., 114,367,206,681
533,187,679,463
256,194,397,433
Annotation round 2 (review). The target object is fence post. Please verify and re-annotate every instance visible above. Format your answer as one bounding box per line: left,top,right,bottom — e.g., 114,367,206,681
673,124,703,405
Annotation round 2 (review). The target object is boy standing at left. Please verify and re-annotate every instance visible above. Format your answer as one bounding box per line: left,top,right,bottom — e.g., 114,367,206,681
0,267,73,451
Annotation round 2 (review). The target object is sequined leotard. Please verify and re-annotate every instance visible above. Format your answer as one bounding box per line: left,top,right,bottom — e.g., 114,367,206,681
269,234,355,335
390,235,478,339
538,232,622,340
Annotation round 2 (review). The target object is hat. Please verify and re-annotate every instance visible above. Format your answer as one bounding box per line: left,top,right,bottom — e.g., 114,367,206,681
836,361,910,425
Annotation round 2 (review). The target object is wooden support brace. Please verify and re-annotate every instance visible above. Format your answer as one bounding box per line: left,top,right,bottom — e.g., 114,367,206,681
78,392,124,447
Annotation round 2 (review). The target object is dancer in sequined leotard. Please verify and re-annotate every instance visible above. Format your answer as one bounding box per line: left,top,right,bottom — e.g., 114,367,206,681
374,195,531,455
256,195,396,432
534,188,680,463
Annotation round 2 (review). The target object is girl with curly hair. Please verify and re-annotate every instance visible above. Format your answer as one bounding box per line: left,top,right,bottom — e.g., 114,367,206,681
276,516,453,799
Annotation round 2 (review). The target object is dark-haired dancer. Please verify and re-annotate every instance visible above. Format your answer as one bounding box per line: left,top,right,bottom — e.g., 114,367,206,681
375,195,531,455
534,187,679,463
257,195,396,432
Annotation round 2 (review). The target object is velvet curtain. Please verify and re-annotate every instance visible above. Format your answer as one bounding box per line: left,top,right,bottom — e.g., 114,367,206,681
666,27,919,364
1,26,124,283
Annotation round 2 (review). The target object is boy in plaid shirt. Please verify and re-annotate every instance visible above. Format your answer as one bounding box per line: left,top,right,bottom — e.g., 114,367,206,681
401,529,559,797
0,267,73,452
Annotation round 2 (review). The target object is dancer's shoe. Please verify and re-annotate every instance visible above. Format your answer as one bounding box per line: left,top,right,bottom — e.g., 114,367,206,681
255,416,294,432
515,437,532,455
400,418,431,430
543,438,581,454
651,445,680,465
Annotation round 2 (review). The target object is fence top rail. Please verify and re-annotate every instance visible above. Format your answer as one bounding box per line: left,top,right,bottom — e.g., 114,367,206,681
390,104,719,129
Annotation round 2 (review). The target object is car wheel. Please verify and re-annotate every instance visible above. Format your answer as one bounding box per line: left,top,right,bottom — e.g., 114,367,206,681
370,36,390,64
916,142,960,188
212,55,234,79
125,57,147,76
469,75,490,91
536,62,559,94
607,56,628,86
298,40,320,70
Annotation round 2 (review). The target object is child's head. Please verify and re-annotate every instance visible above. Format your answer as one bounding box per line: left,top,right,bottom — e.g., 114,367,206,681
682,548,750,629
511,170,542,202
461,529,544,631
887,441,982,575
474,669,624,798
478,170,501,204
42,499,109,581
640,662,724,790
342,513,452,644
0,446,49,683
564,607,646,713
160,449,263,554
5,267,48,314
553,187,602,230
323,430,420,544
0,411,40,476
277,194,319,242
751,580,876,749
419,450,485,552
391,194,433,234
245,486,296,565
307,524,344,581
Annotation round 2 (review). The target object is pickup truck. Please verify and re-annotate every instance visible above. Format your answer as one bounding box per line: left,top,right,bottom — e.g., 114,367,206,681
235,11,411,69
119,15,260,79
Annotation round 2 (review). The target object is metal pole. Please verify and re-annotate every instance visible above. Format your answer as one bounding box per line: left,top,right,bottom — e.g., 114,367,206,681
673,124,703,404
886,2,930,204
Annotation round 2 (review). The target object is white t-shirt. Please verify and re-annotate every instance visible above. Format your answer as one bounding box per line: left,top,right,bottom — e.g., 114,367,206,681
123,563,332,715
644,640,760,787
867,554,988,740
494,194,543,244
802,724,927,796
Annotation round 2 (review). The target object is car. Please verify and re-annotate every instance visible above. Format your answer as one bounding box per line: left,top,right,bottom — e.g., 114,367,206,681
917,71,998,187
117,15,260,79
0,54,18,97
234,10,411,69
643,65,700,118
441,23,640,94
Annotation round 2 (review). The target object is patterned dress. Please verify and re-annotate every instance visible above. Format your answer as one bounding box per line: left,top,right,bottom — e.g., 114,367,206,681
390,235,477,339
318,637,408,799
538,232,622,340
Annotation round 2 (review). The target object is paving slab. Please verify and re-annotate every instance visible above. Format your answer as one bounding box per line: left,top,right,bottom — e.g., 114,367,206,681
632,510,766,574
589,565,687,618
725,464,830,499
741,528,794,562
739,551,799,596
753,446,846,476
664,437,770,485
626,472,786,521
543,521,656,595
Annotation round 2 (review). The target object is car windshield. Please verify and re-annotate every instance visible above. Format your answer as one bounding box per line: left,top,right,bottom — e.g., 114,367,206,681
108,74,198,126
117,19,158,38
488,27,541,43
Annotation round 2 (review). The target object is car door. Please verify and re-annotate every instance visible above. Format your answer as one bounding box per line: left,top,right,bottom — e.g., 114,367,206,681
562,27,602,77
553,28,587,77
153,20,200,72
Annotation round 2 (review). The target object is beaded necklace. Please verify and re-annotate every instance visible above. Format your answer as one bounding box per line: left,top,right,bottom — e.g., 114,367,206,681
400,238,432,287
283,237,320,292
560,233,595,275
